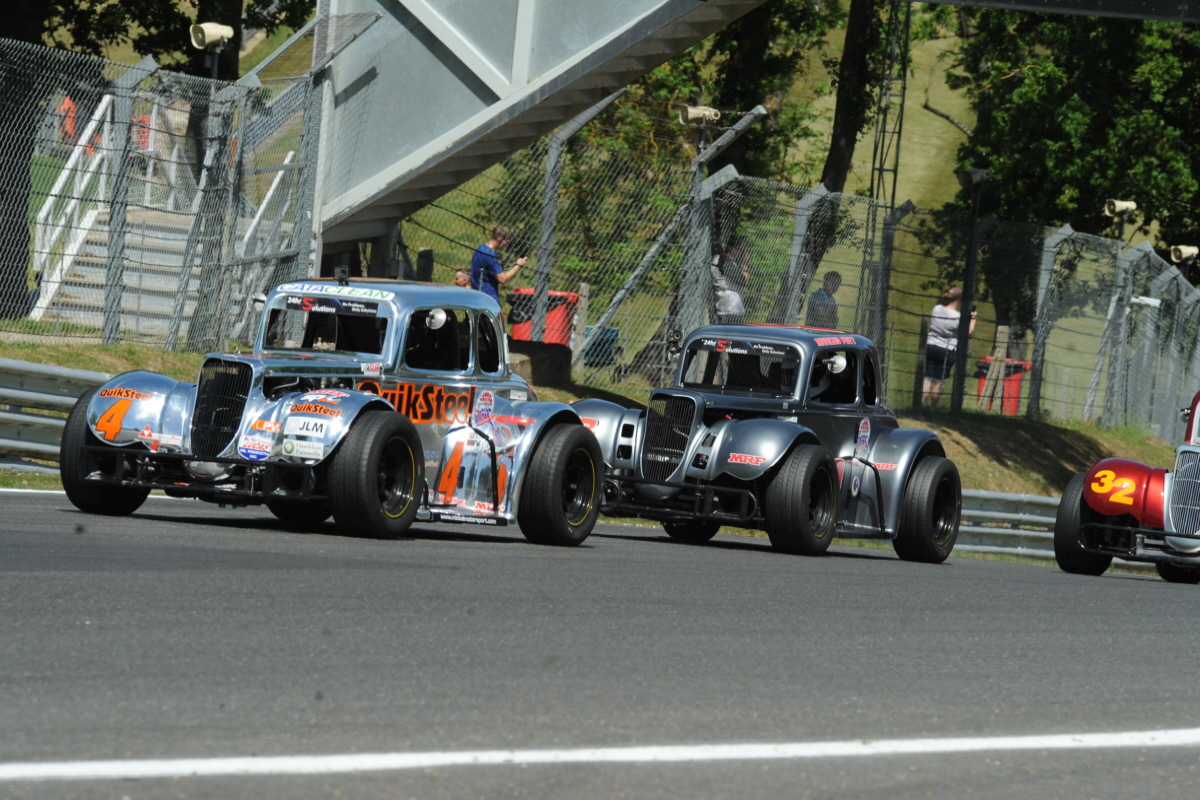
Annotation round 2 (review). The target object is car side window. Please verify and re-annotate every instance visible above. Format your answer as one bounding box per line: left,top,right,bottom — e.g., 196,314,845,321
404,308,472,373
863,352,880,406
478,313,502,374
808,349,859,405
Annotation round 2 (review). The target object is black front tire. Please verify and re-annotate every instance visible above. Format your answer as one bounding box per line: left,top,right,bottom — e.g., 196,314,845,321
893,456,961,564
327,411,423,539
1156,562,1200,584
266,499,332,527
60,387,149,516
517,424,602,546
764,445,838,555
1054,472,1113,576
663,520,720,544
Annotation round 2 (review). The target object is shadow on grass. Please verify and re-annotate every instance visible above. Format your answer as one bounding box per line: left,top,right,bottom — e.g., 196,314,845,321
902,407,1109,493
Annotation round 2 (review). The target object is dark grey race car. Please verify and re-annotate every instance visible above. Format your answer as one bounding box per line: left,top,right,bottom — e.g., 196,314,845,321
574,324,962,562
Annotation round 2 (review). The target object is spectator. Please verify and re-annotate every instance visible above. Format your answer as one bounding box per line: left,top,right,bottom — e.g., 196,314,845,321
711,239,750,324
470,225,526,303
453,269,471,288
805,271,842,329
923,286,977,407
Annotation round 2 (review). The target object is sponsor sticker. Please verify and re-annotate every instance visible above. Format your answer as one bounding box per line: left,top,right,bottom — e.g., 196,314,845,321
873,462,898,470
493,415,534,426
99,387,155,400
285,417,328,437
728,453,768,466
305,390,350,398
277,282,395,301
474,390,495,426
851,475,861,497
137,425,161,452
238,436,272,461
158,433,182,449
357,381,477,425
291,402,342,418
855,418,871,456
509,390,528,401
251,419,281,434
440,513,499,526
360,363,383,376
814,336,858,346
282,439,325,459
579,417,599,431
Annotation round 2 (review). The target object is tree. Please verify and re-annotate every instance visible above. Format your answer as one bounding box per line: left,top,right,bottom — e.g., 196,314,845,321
819,0,884,193
945,10,1200,254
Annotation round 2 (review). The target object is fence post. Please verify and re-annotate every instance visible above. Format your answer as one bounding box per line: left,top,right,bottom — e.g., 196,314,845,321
873,199,915,356
533,89,625,342
771,184,829,325
1101,244,1153,426
1026,224,1073,417
911,316,929,411
102,57,157,344
574,283,590,356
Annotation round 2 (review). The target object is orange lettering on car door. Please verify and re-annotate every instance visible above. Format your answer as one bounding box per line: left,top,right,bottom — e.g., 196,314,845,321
437,442,465,500
94,399,133,441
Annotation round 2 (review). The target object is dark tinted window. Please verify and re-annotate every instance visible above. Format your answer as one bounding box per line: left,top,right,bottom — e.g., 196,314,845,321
808,349,859,405
863,353,880,406
478,313,501,374
404,308,472,372
680,339,800,398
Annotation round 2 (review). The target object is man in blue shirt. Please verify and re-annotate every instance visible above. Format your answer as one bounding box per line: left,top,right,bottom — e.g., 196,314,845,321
470,225,527,303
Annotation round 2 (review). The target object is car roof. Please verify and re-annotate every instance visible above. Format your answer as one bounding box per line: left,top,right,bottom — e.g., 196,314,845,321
686,323,876,351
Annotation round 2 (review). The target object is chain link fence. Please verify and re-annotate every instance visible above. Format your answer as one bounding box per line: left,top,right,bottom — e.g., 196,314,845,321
0,38,317,350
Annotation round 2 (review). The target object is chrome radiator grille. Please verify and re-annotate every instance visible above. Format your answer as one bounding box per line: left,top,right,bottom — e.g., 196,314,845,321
640,394,695,482
190,359,253,459
1171,449,1200,536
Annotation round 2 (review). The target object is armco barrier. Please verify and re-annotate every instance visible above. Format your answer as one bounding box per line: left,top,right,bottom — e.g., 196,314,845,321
0,358,111,472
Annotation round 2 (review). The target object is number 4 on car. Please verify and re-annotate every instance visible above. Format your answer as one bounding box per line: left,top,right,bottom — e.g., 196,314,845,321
59,277,602,546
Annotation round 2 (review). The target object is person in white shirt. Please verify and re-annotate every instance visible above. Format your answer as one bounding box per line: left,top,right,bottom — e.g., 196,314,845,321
923,286,976,407
711,239,750,324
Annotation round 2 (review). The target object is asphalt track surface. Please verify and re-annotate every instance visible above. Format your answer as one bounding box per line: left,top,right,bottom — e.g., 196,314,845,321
3,490,1200,799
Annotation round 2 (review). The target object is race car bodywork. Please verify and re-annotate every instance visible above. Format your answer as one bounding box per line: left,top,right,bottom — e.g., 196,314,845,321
1054,390,1200,582
573,324,962,562
60,280,602,545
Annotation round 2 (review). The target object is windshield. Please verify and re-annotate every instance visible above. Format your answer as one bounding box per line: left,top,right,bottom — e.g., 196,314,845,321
679,339,801,397
261,293,391,356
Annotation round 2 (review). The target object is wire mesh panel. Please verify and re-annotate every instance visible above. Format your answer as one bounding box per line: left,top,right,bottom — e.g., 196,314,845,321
0,38,315,349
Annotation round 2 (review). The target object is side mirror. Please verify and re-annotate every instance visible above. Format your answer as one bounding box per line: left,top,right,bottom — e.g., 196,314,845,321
667,328,684,355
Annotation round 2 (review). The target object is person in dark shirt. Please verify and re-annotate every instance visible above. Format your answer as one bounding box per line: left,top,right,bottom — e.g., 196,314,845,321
805,271,842,329
470,225,526,302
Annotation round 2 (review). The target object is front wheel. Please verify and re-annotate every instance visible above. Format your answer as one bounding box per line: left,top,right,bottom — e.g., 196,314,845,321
517,424,602,546
327,411,423,539
60,386,149,516
1156,562,1200,584
663,520,720,544
1054,472,1113,576
893,456,961,564
763,445,838,555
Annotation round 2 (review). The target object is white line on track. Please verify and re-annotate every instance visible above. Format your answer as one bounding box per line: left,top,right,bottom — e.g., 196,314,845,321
0,488,182,499
5,728,1200,781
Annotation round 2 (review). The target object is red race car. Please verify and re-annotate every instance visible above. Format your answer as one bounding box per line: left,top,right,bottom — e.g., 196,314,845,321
1055,391,1200,583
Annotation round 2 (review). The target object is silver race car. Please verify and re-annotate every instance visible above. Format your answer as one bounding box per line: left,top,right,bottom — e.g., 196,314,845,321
574,325,962,562
60,278,602,545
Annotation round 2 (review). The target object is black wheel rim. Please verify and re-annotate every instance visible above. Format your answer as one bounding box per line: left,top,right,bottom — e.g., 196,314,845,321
378,436,416,519
808,468,835,540
931,475,959,546
561,447,596,526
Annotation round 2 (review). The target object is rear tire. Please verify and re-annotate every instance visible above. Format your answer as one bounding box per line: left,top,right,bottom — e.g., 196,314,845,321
266,499,332,527
763,445,838,555
1054,472,1113,576
60,387,149,516
663,520,720,544
327,411,422,539
1156,562,1200,584
893,456,961,564
517,424,602,546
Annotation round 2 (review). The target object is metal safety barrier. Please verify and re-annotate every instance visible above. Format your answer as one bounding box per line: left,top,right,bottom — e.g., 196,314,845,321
0,358,110,472
957,489,1060,557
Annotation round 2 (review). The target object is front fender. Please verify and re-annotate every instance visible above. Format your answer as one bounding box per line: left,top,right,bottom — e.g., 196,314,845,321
712,418,819,480
244,389,394,464
1083,457,1166,529
86,371,186,449
572,398,639,467
506,401,587,513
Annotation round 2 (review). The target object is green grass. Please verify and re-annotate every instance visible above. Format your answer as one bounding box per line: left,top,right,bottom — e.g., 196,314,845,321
0,471,62,490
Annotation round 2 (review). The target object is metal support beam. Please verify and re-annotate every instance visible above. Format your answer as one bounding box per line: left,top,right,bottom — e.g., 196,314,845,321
770,184,829,324
533,88,626,341
1025,224,1073,417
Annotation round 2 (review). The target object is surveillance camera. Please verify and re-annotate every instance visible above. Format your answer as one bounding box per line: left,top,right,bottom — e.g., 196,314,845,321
1104,199,1137,217
956,168,990,190
1171,245,1199,263
190,22,235,50
678,106,721,125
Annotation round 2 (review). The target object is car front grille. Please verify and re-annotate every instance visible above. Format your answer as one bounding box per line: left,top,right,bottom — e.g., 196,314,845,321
1171,449,1200,536
190,359,253,459
640,394,695,483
